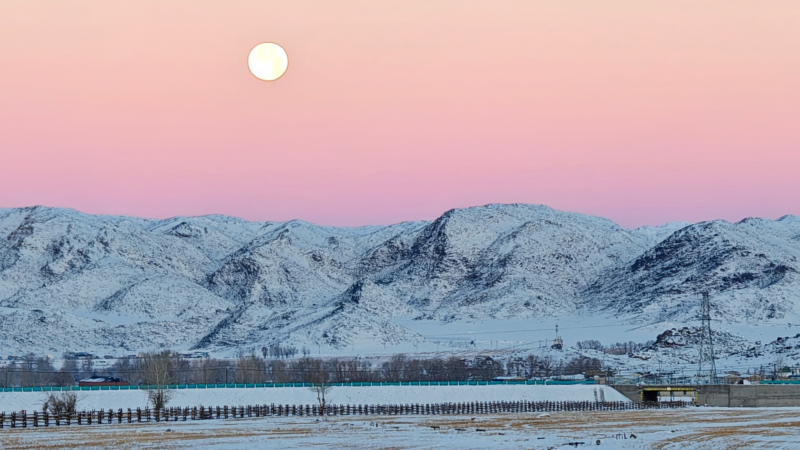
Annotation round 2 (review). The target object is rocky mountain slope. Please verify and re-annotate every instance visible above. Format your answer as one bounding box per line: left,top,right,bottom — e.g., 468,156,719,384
0,204,798,358
584,217,800,323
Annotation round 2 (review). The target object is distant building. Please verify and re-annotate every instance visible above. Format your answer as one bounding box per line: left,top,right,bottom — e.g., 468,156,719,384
78,376,129,387
65,352,96,360
725,373,741,384
586,369,612,384
559,374,585,381
492,376,527,382
745,374,763,384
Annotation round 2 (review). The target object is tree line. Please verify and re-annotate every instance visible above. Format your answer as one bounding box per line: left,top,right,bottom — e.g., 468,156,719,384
575,340,655,355
0,352,610,388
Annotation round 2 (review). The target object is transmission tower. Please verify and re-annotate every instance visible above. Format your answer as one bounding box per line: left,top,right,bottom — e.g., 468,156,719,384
697,292,717,382
551,324,563,350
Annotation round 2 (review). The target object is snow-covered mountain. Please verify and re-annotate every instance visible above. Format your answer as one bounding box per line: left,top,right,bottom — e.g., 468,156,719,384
1,204,798,358
584,216,800,323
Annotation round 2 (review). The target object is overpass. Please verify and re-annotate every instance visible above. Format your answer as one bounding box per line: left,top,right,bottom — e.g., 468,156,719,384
613,383,800,407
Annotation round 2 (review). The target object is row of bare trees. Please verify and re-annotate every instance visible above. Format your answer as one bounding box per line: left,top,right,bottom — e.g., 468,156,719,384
1,352,609,388
575,339,655,355
0,355,92,388
269,354,605,383
261,344,300,359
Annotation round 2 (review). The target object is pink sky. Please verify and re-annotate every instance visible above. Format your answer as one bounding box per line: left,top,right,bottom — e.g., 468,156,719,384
1,1,798,227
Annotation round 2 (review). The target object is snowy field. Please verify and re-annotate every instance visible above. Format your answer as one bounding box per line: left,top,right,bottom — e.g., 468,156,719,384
0,385,627,412
2,408,799,449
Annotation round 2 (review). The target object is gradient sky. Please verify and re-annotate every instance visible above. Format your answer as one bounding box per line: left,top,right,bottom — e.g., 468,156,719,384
1,1,798,227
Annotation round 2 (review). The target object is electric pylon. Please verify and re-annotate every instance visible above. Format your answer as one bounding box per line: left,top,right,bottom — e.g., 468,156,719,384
551,324,563,350
697,291,717,382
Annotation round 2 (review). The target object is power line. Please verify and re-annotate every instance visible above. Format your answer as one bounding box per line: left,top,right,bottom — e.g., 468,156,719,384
422,323,631,338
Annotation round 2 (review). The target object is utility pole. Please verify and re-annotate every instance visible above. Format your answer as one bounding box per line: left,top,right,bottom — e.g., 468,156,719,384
697,292,717,382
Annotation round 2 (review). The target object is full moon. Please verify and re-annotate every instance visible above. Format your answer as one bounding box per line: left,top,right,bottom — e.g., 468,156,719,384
248,43,288,81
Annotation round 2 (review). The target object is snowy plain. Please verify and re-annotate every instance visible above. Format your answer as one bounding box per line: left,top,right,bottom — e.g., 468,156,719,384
2,408,799,449
0,384,627,413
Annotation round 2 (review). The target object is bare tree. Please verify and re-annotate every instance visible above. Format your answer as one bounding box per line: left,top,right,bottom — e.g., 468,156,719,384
382,354,407,382
79,358,94,381
235,355,266,383
55,358,79,387
0,366,8,388
774,355,786,379
42,392,79,415
537,355,555,377
270,360,290,383
525,355,536,378
303,358,332,414
310,381,332,414
141,351,174,410
191,358,229,384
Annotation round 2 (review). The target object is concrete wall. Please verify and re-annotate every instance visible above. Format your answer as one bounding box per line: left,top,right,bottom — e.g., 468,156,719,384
614,384,800,407
613,385,647,403
727,385,800,407
696,385,729,407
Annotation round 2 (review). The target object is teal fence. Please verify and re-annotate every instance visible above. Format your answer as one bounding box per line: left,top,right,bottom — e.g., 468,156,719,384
0,379,595,393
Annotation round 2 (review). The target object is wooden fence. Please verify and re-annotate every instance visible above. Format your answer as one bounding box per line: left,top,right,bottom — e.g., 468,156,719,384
0,401,686,429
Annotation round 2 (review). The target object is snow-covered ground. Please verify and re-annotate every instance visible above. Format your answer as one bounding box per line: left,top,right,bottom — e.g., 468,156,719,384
0,385,627,413
2,408,799,449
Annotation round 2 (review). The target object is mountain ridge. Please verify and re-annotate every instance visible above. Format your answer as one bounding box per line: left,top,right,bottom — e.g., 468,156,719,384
1,204,798,356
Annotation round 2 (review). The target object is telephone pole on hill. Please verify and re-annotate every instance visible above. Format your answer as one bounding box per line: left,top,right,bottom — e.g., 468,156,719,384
697,291,717,382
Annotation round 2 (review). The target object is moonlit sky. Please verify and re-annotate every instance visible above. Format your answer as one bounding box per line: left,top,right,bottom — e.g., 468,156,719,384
1,1,798,227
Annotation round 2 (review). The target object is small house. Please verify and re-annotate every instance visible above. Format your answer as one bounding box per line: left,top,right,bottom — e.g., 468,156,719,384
78,376,130,387
492,376,527,382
